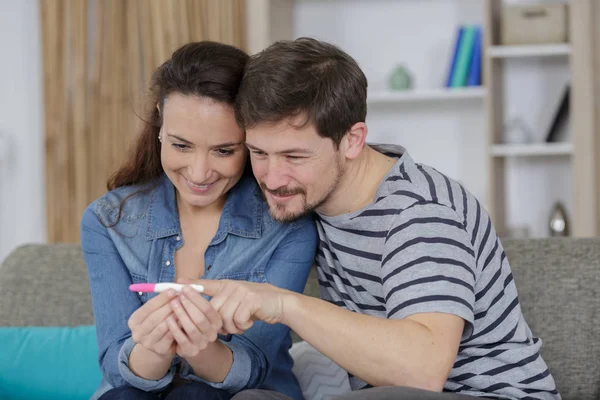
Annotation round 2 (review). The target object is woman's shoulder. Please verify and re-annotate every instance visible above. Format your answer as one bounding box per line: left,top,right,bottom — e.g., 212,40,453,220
83,180,159,226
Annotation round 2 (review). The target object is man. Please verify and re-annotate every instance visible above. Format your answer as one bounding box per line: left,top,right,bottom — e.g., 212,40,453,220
183,37,560,399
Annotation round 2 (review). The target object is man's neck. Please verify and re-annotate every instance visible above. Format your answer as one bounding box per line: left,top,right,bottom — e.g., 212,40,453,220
318,145,398,217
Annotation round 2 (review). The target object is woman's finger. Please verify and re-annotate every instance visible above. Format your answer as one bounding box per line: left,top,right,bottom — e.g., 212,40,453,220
143,320,170,348
153,328,175,355
166,316,194,354
179,294,218,342
182,286,223,332
131,303,172,343
129,290,176,328
170,297,208,351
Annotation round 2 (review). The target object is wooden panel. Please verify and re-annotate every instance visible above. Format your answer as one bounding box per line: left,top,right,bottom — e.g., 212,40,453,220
570,0,598,236
42,0,247,242
70,0,88,241
483,0,507,236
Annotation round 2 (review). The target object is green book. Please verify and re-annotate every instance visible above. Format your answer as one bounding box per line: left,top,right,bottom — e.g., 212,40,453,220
450,25,476,87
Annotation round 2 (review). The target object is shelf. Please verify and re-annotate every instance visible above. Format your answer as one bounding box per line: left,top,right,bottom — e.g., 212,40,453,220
487,44,571,59
490,142,573,157
367,87,485,104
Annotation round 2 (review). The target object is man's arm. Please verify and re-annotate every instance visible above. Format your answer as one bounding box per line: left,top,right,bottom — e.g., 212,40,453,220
201,202,476,391
283,293,464,391
200,279,465,391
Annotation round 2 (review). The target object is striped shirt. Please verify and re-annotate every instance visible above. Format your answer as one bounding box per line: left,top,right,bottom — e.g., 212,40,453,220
315,144,559,399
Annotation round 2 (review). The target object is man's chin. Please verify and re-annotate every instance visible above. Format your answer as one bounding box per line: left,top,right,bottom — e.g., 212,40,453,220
269,205,310,223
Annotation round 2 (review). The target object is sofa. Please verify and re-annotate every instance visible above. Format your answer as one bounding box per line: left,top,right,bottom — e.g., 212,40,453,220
0,238,599,399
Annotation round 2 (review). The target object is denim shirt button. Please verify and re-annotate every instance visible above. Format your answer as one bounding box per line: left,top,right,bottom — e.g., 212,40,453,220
165,260,171,266
176,236,181,241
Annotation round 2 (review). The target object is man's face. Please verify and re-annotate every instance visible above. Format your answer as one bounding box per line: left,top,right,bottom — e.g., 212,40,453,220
246,118,345,222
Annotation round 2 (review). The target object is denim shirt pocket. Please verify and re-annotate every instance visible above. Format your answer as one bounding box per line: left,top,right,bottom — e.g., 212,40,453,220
130,272,150,303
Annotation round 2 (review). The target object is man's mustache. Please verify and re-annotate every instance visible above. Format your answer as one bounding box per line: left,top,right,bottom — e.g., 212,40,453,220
259,182,306,197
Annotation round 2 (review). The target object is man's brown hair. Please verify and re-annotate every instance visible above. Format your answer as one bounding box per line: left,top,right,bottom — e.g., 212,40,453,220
235,37,368,147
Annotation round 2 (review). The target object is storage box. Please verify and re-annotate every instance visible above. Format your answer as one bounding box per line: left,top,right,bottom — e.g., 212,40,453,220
500,3,568,45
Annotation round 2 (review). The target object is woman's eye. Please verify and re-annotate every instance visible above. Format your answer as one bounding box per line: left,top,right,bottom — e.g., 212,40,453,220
171,143,189,151
215,148,234,157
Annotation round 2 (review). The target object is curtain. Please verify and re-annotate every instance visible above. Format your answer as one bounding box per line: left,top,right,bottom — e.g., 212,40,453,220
40,0,245,242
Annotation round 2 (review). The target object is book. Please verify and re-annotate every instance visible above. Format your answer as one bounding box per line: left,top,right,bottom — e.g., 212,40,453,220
445,26,465,87
450,25,477,87
466,26,482,86
545,84,570,143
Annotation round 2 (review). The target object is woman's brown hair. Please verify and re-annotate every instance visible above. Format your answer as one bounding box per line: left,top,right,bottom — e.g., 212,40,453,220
103,41,248,227
108,41,249,190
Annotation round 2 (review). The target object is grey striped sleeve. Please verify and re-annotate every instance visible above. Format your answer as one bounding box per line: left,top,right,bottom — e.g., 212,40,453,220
381,201,476,336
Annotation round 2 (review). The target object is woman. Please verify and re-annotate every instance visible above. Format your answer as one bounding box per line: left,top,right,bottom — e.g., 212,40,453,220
80,41,317,400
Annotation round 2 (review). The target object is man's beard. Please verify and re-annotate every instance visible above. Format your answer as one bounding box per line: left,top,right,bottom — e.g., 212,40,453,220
259,158,345,222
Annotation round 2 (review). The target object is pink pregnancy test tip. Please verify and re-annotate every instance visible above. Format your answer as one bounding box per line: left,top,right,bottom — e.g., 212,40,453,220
129,283,155,292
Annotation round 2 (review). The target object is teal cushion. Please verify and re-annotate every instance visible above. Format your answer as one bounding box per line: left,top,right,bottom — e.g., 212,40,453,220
0,325,102,400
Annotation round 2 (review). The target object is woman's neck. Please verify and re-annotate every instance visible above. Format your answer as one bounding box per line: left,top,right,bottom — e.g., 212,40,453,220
175,191,227,223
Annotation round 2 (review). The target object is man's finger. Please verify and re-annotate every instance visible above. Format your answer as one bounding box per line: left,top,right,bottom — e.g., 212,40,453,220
178,279,224,297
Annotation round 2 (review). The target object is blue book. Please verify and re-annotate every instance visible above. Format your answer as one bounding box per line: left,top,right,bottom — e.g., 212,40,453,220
445,26,464,87
467,26,482,86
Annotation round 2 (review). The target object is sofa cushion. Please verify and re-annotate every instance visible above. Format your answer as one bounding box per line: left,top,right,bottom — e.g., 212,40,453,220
0,325,101,400
503,238,600,400
290,341,351,400
0,244,94,327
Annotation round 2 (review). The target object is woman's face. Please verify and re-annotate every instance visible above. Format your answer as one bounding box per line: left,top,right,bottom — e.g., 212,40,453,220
159,93,246,211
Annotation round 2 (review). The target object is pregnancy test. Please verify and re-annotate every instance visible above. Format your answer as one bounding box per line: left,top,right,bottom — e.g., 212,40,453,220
129,283,204,293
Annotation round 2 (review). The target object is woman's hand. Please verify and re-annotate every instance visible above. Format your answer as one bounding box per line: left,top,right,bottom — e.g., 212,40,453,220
128,290,178,360
167,285,224,359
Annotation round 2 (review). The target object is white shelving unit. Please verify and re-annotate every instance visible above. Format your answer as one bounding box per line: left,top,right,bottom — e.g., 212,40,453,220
487,44,571,59
484,0,598,238
368,87,485,104
251,0,600,237
490,142,573,157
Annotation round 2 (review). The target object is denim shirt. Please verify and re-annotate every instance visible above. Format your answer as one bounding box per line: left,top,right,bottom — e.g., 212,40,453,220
80,173,317,400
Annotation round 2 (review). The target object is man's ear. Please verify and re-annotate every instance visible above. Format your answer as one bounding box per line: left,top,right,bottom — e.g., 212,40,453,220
156,103,161,115
340,122,367,160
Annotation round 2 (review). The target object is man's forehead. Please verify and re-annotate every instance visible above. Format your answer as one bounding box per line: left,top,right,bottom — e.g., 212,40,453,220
246,121,321,148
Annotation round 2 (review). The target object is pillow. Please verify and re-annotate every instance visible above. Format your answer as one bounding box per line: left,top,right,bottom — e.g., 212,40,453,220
290,341,351,400
0,325,102,400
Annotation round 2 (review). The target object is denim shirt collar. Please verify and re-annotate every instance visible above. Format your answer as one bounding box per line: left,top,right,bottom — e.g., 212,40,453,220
145,173,262,241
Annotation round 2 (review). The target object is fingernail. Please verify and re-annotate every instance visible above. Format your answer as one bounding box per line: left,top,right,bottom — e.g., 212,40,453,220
182,286,193,295
170,299,180,309
167,289,177,298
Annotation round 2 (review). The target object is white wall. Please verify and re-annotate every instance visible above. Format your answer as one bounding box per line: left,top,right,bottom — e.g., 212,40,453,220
0,0,46,262
294,0,572,238
0,0,573,262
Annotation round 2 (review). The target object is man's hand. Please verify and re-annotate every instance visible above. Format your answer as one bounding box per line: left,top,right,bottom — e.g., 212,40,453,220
178,278,291,335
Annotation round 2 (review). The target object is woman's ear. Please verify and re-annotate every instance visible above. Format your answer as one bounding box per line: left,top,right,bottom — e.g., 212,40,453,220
340,122,367,160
